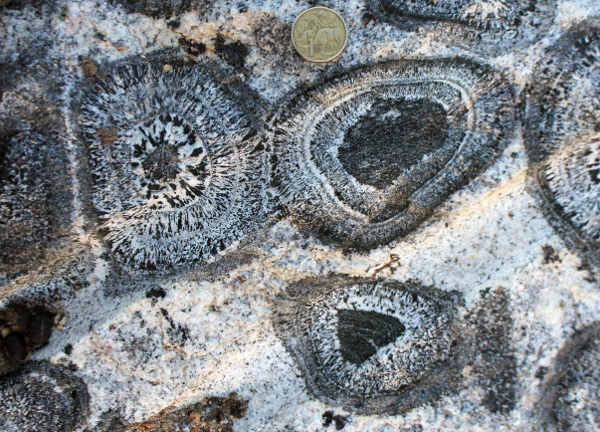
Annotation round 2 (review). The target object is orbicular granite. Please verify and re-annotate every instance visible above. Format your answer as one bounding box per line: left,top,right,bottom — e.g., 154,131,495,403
0,0,599,431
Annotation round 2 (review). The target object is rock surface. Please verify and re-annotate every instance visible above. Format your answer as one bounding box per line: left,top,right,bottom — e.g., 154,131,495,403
0,0,599,431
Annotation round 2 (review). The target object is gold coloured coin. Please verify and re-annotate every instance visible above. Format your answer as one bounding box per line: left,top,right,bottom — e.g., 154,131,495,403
292,7,348,63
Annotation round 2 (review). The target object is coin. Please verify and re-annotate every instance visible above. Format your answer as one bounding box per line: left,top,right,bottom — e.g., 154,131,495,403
292,7,348,63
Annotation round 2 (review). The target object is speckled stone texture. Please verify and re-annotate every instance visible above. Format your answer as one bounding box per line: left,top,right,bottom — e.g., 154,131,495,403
0,0,599,431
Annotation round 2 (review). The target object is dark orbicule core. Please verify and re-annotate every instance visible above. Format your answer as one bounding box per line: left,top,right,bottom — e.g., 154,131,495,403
112,0,208,18
523,33,600,269
0,361,89,432
337,309,406,365
271,59,513,248
0,126,72,280
78,61,269,269
339,98,449,189
273,276,462,414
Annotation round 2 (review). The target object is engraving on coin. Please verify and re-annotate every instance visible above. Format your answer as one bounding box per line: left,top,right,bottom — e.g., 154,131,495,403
292,7,348,63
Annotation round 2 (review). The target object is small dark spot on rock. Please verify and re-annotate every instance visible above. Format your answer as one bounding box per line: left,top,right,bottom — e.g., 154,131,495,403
535,366,548,379
334,415,348,430
5,306,31,333
179,38,207,57
167,17,180,30
146,287,166,299
81,57,98,77
214,34,249,69
64,344,73,355
322,411,347,430
97,127,118,146
58,4,69,19
28,313,53,346
542,244,561,264
4,332,27,363
361,12,375,25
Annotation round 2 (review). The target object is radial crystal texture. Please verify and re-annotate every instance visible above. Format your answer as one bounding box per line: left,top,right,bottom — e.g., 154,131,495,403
79,61,268,269
0,361,89,432
523,33,600,160
524,32,600,268
540,324,600,431
540,138,600,261
273,276,461,414
271,59,513,248
367,0,556,52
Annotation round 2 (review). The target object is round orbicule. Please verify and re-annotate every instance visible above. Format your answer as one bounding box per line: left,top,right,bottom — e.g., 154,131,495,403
271,58,513,249
538,136,600,267
523,32,600,270
367,0,557,54
78,60,270,269
553,329,600,431
273,276,462,414
0,361,89,432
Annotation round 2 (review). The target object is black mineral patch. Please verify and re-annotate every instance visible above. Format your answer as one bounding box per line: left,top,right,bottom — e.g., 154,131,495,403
271,59,513,249
323,410,348,430
178,38,207,56
523,32,600,271
112,0,208,18
273,275,463,414
214,34,249,70
0,361,89,432
146,286,166,299
76,59,270,269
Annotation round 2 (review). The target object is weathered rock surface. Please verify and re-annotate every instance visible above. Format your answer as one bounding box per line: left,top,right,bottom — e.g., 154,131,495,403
0,0,599,431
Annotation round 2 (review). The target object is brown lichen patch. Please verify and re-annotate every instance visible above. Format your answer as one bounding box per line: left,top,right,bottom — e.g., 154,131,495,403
97,127,118,146
80,57,98,77
127,393,248,432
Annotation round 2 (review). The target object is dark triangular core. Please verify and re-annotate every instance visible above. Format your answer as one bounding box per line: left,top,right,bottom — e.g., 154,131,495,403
336,309,406,365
